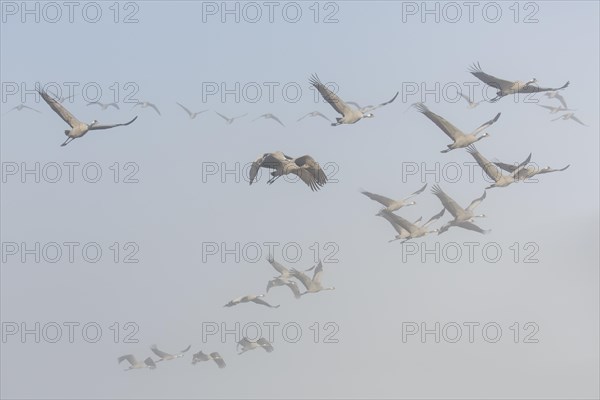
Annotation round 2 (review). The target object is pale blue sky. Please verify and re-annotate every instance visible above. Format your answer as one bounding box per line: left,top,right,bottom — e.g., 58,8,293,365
1,1,599,399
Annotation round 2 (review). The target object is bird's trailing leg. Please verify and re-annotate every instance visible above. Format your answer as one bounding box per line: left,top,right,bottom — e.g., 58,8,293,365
267,175,282,185
60,137,74,147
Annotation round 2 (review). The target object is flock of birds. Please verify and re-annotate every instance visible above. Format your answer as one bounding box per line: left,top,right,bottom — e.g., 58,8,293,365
117,257,332,371
6,63,582,372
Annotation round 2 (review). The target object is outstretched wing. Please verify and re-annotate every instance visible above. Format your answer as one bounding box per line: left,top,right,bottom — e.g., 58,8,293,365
469,62,515,90
150,345,171,359
538,164,570,175
251,297,280,308
267,257,288,275
465,191,487,212
378,209,417,234
176,102,193,117
309,74,352,116
422,208,446,228
404,183,428,200
360,190,395,207
519,81,569,94
466,145,502,182
471,112,501,136
570,115,587,126
431,185,464,218
39,90,81,127
361,91,399,112
91,116,138,130
180,344,191,353
414,103,464,140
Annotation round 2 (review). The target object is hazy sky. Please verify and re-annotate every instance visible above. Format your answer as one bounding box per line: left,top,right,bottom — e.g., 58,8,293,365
1,1,599,399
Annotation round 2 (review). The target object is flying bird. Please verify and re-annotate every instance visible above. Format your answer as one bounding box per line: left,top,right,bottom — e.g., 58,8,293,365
376,208,445,242
310,74,398,126
460,93,482,109
552,112,587,126
87,101,120,110
377,213,423,242
215,111,247,125
249,151,328,191
414,103,500,152
3,104,41,115
360,184,427,212
150,344,191,362
544,91,568,108
297,111,332,123
253,113,285,127
536,104,574,114
39,90,138,146
289,261,335,296
118,354,157,371
132,101,161,115
493,160,570,181
466,145,531,189
469,62,569,102
431,185,489,235
191,351,226,368
176,102,208,119
224,294,280,308
237,337,274,354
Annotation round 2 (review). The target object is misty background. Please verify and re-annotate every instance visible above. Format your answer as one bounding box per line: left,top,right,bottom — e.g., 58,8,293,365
1,1,599,399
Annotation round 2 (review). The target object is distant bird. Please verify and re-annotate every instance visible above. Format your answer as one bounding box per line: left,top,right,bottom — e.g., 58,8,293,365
253,113,285,127
290,261,335,296
493,160,570,181
297,111,332,123
215,111,247,125
460,93,482,109
132,101,161,115
431,185,489,235
224,294,280,308
360,184,427,212
544,91,568,108
414,103,500,152
310,74,398,126
150,344,191,362
377,213,423,242
536,104,574,114
118,354,156,371
87,101,120,110
376,208,445,241
3,104,41,115
191,351,226,368
469,62,569,102
39,90,138,147
249,151,328,191
237,337,274,354
552,112,587,126
466,145,531,189
176,102,208,119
